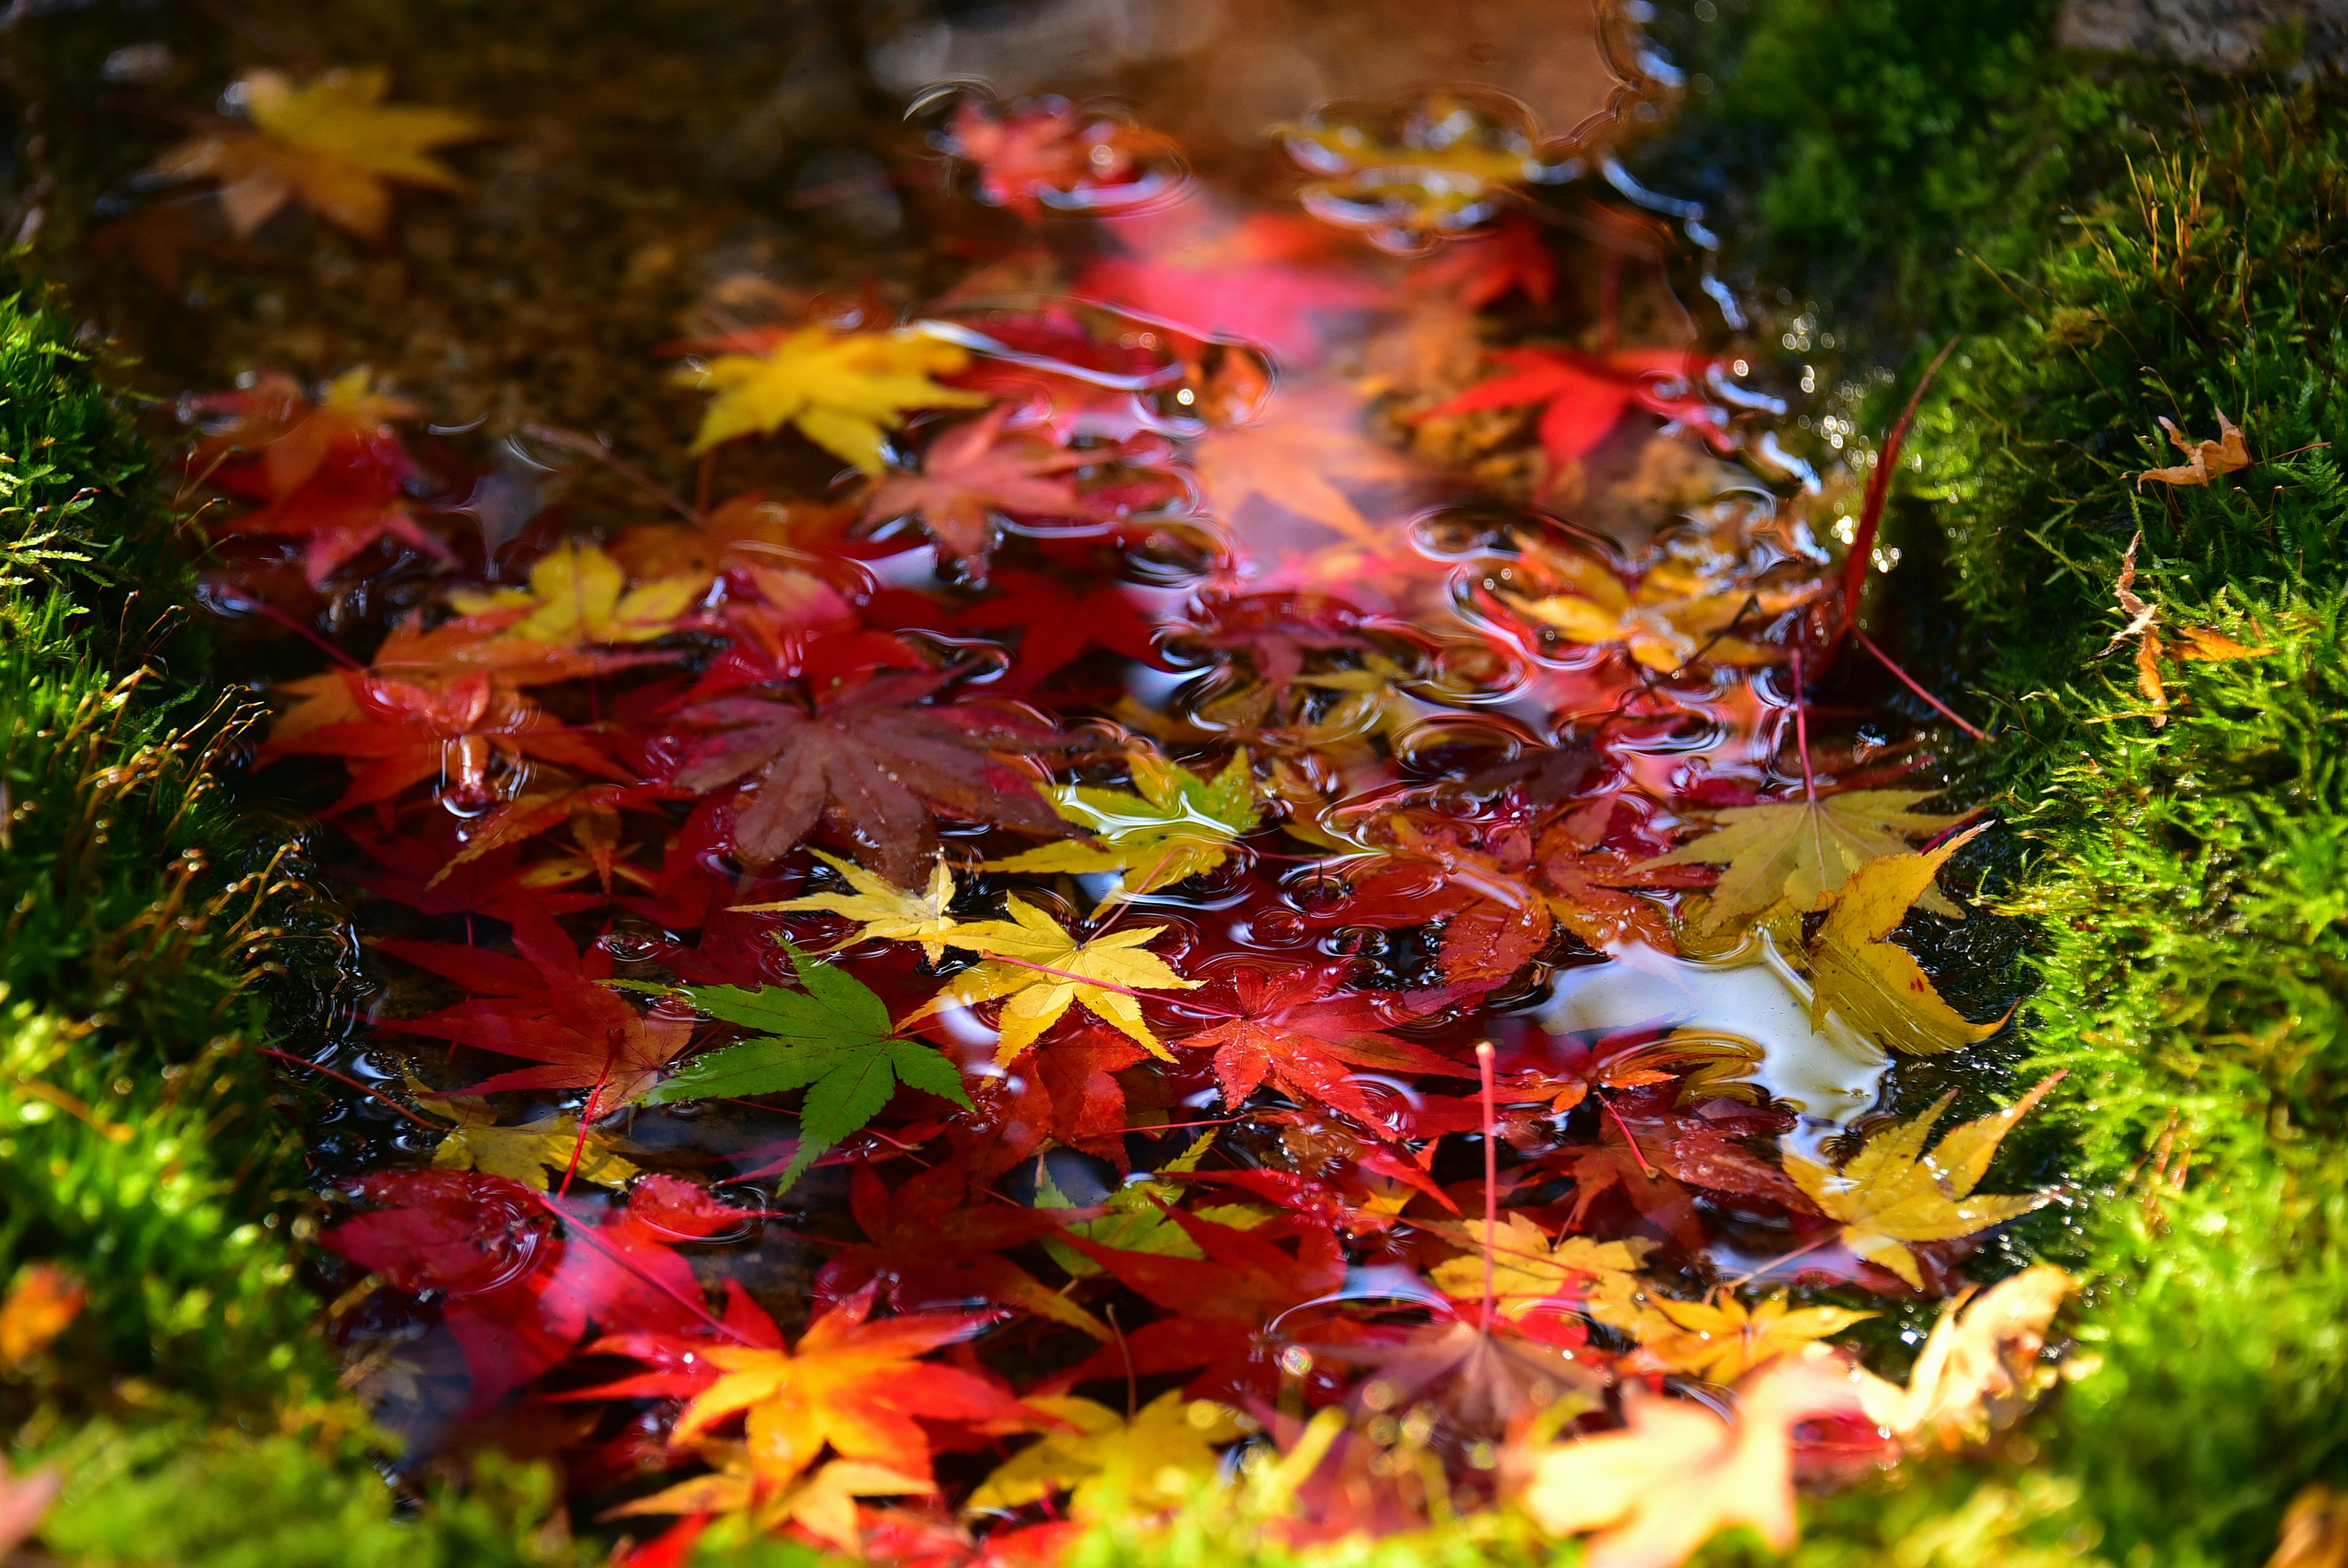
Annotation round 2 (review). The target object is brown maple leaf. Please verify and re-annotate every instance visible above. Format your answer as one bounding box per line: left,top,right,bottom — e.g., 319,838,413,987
670,671,1095,883
2135,410,2252,488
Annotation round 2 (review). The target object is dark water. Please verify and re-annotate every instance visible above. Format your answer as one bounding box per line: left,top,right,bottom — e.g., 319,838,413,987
7,0,2038,1553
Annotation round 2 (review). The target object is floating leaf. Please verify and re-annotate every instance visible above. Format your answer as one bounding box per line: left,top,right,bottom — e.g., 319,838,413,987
644,944,972,1191
1802,825,2009,1055
1784,1073,2062,1288
150,67,482,241
966,1391,1247,1519
1642,789,1967,935
1625,1292,1872,1385
1853,1264,2075,1448
735,850,965,963
984,750,1260,908
679,326,988,469
908,897,1198,1063
1518,1356,1866,1568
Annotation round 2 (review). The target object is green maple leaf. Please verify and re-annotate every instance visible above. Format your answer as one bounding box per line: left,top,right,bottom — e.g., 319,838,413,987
1036,1134,1269,1276
984,749,1261,909
643,943,970,1190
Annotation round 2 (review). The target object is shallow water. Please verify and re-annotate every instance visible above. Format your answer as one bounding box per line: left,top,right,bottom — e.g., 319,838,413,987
13,0,2029,1552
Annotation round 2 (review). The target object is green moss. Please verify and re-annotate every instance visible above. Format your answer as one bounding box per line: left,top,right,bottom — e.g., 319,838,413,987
0,267,583,1564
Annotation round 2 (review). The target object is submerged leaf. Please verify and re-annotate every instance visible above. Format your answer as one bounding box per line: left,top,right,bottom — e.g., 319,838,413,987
1854,1264,2075,1448
985,750,1261,908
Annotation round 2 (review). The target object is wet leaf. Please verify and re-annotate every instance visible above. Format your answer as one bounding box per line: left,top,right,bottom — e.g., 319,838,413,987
1642,789,1967,935
150,67,483,241
736,849,965,963
1489,526,1815,671
671,671,1089,885
608,1451,929,1551
909,897,1199,1063
983,749,1260,908
1425,1214,1652,1329
423,1089,642,1191
1853,1264,2074,1447
966,1391,1247,1518
1518,1356,1866,1568
376,910,696,1112
448,540,703,646
1191,384,1422,550
1625,1293,1872,1385
645,944,972,1191
591,1284,1030,1492
1802,825,2009,1056
678,326,988,469
1784,1073,2062,1288
1424,348,1731,490
1179,963,1466,1125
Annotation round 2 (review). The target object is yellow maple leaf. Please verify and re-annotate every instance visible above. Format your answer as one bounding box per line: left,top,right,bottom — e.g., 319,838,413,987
965,1391,1247,1520
1519,1356,1866,1568
149,67,483,241
1801,824,2009,1056
734,850,964,963
448,540,703,646
605,1448,928,1551
983,750,1260,910
1853,1264,2075,1449
1280,92,1565,246
679,326,988,470
1496,528,1823,673
420,1086,641,1191
1625,1292,1872,1385
1785,1073,2062,1288
1427,1214,1655,1331
904,896,1198,1063
1642,788,1968,937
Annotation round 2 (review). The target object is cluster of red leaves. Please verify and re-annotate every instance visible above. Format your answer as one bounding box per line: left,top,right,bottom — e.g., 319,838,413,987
193,87,2029,1568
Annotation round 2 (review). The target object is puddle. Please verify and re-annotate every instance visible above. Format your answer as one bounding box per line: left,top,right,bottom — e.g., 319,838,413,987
13,0,2031,1549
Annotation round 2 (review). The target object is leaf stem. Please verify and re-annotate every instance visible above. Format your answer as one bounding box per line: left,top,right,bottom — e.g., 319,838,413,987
1475,1040,1497,1330
261,1048,443,1131
1851,627,1990,741
1789,644,1817,805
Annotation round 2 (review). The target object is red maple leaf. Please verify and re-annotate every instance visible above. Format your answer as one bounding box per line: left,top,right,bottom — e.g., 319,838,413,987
1080,208,1391,365
1421,346,1732,484
814,1155,1109,1341
577,1283,1028,1489
260,669,624,815
863,405,1108,569
1055,1208,1349,1401
1179,963,1470,1127
322,1169,742,1412
872,570,1168,695
374,908,696,1113
942,96,1174,223
1026,1023,1148,1166
668,670,1094,884
1408,215,1556,310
